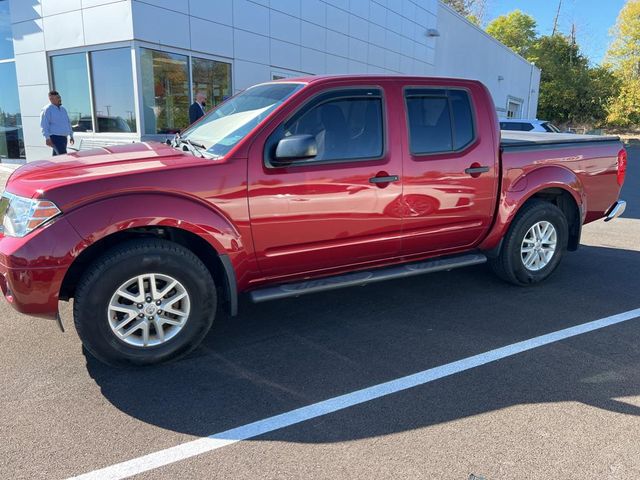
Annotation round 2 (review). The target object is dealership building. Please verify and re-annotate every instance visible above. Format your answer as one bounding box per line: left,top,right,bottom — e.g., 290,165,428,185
0,0,541,162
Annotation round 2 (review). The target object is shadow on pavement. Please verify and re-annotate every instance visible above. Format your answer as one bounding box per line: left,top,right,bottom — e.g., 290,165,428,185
83,242,640,442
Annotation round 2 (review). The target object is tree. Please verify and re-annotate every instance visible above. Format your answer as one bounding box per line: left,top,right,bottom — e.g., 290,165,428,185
486,10,537,58
605,0,640,127
528,35,593,124
441,0,488,25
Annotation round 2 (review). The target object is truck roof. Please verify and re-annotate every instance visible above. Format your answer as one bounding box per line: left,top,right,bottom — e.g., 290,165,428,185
270,74,484,86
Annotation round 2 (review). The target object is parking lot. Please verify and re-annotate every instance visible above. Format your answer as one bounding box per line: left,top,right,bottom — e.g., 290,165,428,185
1,144,639,480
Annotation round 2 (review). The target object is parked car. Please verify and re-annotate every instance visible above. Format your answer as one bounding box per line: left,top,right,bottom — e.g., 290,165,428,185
72,115,132,133
500,118,561,133
0,75,627,366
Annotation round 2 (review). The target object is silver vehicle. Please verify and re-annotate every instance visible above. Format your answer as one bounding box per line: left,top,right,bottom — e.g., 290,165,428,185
499,118,561,133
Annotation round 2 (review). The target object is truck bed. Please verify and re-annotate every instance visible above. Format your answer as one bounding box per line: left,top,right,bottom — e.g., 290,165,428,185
501,131,620,149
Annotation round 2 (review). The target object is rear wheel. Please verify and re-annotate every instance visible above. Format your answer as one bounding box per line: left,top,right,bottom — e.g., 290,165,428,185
489,200,568,286
74,239,216,366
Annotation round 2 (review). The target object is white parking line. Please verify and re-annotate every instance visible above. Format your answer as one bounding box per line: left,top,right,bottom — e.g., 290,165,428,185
69,307,640,480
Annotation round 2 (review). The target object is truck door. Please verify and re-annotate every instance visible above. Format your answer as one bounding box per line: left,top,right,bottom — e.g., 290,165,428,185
247,85,403,279
400,85,499,256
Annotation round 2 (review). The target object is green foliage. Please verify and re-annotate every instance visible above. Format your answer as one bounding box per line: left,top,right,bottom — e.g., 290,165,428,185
605,0,640,127
486,10,537,57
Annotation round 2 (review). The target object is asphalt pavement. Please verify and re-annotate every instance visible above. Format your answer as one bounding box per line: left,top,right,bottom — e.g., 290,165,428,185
0,144,639,480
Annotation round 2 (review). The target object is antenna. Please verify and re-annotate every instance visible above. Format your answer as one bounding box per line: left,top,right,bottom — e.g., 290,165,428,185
552,0,562,36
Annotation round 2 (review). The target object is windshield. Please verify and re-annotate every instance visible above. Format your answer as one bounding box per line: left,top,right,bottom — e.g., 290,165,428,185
179,82,305,157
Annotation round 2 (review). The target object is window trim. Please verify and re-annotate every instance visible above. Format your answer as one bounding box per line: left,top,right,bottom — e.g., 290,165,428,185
402,86,478,158
263,86,387,169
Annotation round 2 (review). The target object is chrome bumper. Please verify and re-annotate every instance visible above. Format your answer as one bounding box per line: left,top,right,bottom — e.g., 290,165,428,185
604,200,626,222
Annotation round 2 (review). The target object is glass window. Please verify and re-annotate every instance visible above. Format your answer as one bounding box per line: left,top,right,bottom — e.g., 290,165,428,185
406,96,453,154
0,62,23,159
90,48,136,133
191,57,232,111
141,48,189,134
51,53,92,132
0,0,13,60
449,90,474,150
180,83,303,158
283,96,383,162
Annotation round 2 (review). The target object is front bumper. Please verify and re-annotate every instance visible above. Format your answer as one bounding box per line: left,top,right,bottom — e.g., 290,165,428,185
0,217,83,320
604,200,626,222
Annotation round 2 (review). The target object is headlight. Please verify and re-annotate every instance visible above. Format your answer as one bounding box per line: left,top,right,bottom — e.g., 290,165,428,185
0,192,61,238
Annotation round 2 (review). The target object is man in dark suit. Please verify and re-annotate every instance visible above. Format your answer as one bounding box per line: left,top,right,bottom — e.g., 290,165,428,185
189,91,207,124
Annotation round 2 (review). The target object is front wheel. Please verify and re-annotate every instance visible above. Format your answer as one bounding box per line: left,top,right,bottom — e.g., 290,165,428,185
489,200,569,286
74,239,217,366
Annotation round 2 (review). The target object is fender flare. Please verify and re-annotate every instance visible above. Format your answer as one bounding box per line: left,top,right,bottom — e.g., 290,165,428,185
479,165,584,252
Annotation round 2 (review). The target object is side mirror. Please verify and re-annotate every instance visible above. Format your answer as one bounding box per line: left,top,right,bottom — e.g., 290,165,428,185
274,134,317,163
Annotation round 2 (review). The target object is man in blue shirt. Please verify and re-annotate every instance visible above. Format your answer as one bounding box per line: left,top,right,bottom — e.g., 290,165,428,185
40,90,75,156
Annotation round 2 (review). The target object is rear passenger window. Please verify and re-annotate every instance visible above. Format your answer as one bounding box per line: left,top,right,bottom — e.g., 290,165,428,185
405,89,475,155
282,95,383,162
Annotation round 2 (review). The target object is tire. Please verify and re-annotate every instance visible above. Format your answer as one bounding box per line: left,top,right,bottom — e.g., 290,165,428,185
74,238,216,366
489,199,568,286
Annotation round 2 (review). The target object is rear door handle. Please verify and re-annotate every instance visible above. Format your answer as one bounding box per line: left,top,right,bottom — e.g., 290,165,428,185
464,166,490,175
369,175,399,184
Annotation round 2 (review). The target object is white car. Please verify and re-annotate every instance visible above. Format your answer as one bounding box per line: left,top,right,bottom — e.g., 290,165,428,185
499,118,561,133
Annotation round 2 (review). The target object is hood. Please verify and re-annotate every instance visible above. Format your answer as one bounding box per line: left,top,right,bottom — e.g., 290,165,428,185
6,141,212,201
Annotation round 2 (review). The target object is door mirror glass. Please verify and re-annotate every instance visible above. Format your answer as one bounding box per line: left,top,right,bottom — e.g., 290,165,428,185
275,134,318,162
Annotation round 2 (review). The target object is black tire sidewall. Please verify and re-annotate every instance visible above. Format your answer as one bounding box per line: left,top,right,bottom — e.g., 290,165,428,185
506,202,568,285
75,243,216,366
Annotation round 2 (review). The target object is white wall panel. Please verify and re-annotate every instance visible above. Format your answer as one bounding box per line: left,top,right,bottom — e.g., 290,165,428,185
233,59,270,90
234,29,268,63
42,10,84,50
300,21,325,50
270,39,300,71
270,10,300,44
41,0,81,17
189,0,232,25
270,0,301,17
233,0,268,36
132,1,189,49
300,0,325,26
17,84,50,117
190,17,233,57
11,19,45,54
14,51,48,86
83,1,133,45
301,47,325,74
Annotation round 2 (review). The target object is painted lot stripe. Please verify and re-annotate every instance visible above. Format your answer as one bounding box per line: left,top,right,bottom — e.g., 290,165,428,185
70,307,640,480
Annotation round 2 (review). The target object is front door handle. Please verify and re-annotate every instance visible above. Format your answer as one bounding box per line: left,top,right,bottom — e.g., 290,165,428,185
464,166,489,174
369,175,399,184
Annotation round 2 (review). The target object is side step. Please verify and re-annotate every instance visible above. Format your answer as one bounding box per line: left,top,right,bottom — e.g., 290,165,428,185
250,252,487,303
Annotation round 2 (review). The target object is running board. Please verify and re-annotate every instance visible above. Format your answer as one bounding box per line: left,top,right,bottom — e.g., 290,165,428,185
250,253,487,303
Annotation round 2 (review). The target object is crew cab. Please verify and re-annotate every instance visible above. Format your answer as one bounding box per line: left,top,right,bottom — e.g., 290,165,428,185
0,75,627,366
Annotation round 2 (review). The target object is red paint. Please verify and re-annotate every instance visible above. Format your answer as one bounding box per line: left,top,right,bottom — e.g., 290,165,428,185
0,75,625,319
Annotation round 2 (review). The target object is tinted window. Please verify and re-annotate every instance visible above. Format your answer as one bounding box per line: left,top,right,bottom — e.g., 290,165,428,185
449,90,474,149
192,57,232,110
51,53,92,131
91,48,136,132
0,61,24,159
283,96,383,162
406,96,452,154
140,48,189,134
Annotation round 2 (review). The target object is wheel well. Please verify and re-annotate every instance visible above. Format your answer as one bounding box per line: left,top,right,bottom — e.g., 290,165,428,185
60,227,232,309
528,188,581,251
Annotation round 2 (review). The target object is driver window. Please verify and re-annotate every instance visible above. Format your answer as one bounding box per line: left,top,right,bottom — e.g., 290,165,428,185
283,96,383,162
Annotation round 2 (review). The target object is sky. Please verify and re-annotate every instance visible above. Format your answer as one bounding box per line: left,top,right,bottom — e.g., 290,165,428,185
485,0,628,65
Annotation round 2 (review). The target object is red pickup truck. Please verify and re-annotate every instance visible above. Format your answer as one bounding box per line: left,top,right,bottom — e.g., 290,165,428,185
0,75,627,366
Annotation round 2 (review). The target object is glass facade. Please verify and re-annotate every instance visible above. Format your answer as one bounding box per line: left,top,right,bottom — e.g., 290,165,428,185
192,57,232,109
141,48,189,135
51,53,92,131
141,48,233,135
0,0,23,160
0,0,13,60
0,62,23,159
51,49,136,133
91,48,136,132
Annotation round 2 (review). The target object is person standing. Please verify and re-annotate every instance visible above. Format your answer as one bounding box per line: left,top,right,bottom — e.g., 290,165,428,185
40,90,74,156
189,91,207,124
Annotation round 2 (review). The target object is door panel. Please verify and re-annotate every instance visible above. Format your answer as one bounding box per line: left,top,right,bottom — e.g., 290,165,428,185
401,85,499,256
248,85,404,279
